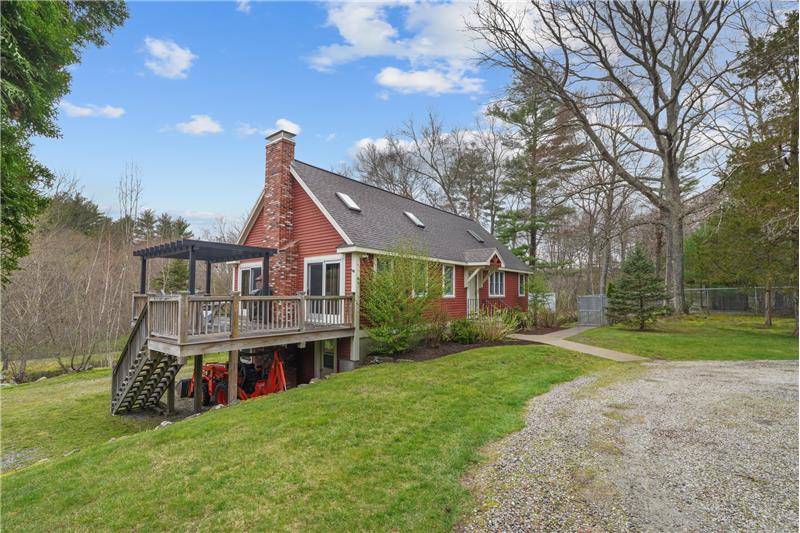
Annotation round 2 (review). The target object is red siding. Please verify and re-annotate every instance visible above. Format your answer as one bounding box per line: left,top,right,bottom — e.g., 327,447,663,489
436,265,466,318
479,271,528,312
244,201,269,247
290,179,346,293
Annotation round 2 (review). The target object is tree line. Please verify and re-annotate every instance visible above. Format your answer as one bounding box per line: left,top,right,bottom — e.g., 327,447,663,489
345,3,797,323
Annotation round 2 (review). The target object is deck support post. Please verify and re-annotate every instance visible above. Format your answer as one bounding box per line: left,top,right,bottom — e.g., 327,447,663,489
193,354,203,413
227,350,239,405
350,253,361,361
139,257,147,293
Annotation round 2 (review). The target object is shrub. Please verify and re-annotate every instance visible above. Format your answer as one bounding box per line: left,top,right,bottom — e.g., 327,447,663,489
450,318,480,344
360,244,443,355
425,306,450,348
474,309,520,341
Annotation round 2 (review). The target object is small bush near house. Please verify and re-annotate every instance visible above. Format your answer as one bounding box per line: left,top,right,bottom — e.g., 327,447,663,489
360,244,443,355
450,318,480,344
425,306,450,348
474,309,520,341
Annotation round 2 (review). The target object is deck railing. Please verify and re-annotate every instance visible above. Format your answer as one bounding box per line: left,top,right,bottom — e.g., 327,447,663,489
146,292,354,343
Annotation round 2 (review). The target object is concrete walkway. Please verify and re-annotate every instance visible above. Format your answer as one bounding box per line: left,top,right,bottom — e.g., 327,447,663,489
509,326,647,362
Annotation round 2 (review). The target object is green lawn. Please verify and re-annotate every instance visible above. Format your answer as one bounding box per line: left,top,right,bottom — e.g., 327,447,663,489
1,369,160,471
571,314,798,360
2,345,613,532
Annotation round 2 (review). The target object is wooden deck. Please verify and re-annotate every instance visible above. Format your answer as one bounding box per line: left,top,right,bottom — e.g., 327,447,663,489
112,292,355,415
138,292,355,359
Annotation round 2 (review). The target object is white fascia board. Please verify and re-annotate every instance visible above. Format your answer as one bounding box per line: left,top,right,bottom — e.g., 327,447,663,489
236,190,265,245
336,245,463,266
291,167,353,246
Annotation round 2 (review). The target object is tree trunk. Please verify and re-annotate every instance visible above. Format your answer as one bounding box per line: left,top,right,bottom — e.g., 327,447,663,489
664,209,686,314
599,241,611,295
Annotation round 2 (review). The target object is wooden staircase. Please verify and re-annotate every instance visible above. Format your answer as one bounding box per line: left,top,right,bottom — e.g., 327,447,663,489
111,306,182,415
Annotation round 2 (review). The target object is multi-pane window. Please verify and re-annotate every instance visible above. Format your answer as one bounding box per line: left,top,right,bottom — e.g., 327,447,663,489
442,265,455,297
489,271,505,297
240,266,262,295
519,274,527,296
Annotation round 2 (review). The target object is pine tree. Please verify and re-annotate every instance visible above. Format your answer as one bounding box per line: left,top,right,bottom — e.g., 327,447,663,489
135,209,157,242
607,247,669,330
152,260,189,293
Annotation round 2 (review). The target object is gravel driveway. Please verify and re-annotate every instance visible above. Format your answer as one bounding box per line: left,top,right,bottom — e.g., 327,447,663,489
458,360,798,532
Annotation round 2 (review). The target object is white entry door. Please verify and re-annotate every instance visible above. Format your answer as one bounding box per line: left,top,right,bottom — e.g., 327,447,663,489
466,270,480,317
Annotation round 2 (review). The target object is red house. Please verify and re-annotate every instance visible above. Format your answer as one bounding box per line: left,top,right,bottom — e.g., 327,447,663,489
233,130,530,378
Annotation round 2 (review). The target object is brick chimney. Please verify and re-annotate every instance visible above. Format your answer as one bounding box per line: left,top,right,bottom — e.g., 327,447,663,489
262,129,298,295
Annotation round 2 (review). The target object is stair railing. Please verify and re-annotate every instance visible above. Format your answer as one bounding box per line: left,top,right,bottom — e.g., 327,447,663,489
111,306,149,409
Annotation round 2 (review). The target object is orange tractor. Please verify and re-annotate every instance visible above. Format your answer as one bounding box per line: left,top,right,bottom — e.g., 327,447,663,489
178,349,287,406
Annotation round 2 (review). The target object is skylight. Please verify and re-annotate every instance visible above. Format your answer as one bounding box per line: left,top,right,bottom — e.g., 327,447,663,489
404,211,425,228
467,229,485,243
336,192,361,212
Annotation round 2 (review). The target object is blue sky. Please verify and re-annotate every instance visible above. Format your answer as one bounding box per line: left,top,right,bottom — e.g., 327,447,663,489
34,1,509,232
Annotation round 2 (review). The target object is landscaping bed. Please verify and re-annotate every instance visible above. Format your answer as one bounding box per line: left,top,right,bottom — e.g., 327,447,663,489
372,339,531,362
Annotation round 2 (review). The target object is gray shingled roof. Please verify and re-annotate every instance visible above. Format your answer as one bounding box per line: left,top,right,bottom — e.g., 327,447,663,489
292,160,530,271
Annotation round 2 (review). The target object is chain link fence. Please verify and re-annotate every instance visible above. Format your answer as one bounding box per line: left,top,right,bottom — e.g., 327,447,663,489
684,287,797,317
576,286,796,325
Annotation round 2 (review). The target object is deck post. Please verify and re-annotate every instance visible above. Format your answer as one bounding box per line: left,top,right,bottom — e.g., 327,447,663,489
178,292,189,344
188,246,196,294
139,257,147,293
227,350,239,405
193,354,203,413
297,293,306,332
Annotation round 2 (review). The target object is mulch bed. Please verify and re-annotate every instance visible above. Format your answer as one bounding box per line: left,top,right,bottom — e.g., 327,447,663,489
371,339,532,364
517,326,564,335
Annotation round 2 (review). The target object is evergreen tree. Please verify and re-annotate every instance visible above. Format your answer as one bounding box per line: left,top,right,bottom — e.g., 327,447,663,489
156,213,174,239
489,72,584,268
152,260,188,293
607,247,669,330
1,1,128,284
134,209,157,242
172,216,193,239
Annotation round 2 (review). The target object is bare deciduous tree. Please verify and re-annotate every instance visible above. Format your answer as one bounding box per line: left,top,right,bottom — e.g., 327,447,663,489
471,0,745,312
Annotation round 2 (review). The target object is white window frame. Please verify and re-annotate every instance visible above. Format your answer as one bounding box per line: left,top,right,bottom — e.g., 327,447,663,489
489,271,505,298
238,262,263,295
518,274,527,297
303,254,345,296
411,261,428,298
442,264,455,298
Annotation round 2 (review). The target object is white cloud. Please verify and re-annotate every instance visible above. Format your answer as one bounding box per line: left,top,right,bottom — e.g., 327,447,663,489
309,2,485,95
236,0,251,13
144,37,196,79
325,132,336,142
376,67,483,95
236,122,264,137
236,119,302,137
173,114,223,135
377,90,390,101
60,101,125,118
274,118,301,135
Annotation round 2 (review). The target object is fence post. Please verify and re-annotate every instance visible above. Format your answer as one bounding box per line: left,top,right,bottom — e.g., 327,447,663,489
178,292,189,344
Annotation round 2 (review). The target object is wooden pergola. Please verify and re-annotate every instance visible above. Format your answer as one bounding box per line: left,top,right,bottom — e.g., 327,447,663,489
133,239,277,295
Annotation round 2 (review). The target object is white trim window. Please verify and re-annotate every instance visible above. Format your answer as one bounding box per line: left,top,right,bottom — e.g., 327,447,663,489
412,261,428,297
442,265,455,298
489,271,505,297
518,274,528,296
239,264,263,295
